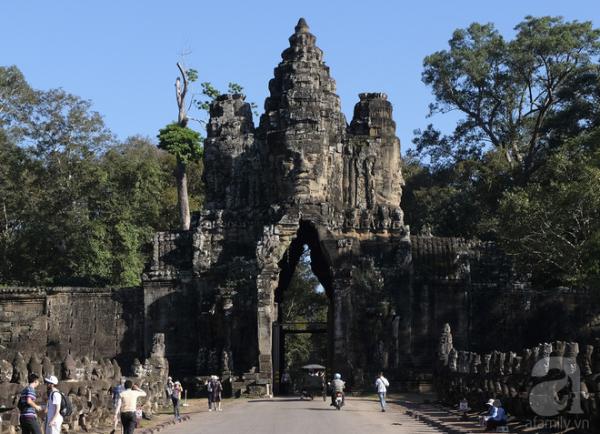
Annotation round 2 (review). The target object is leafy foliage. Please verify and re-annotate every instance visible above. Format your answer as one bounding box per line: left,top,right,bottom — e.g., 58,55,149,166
0,66,202,286
408,16,600,287
157,122,202,164
279,248,328,374
196,82,258,116
416,16,600,177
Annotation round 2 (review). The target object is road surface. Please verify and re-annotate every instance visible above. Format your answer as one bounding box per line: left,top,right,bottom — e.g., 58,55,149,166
159,397,444,434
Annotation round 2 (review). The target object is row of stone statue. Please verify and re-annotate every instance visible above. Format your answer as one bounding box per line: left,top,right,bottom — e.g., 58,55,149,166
0,352,123,385
437,324,599,377
0,334,170,434
436,324,600,427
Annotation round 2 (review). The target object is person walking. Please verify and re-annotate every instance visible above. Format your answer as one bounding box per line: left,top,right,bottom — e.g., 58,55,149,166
44,376,62,434
375,372,390,412
165,377,174,400
110,379,124,434
206,377,213,411
116,380,147,434
18,373,43,434
210,376,223,412
171,381,182,420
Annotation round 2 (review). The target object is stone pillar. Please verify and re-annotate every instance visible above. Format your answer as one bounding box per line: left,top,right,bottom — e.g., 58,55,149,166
256,269,276,380
331,272,352,378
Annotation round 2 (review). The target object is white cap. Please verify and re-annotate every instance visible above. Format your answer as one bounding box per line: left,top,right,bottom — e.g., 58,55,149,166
44,375,58,385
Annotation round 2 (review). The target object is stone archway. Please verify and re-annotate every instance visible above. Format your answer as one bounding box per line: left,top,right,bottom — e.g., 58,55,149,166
256,220,334,384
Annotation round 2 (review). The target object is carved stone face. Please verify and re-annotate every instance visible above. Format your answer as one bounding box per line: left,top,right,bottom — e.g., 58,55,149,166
275,146,325,201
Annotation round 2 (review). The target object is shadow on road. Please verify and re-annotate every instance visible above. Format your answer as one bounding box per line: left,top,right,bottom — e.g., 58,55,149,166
248,398,304,403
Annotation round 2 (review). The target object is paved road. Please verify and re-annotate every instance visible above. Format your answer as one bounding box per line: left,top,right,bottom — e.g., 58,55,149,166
159,397,444,434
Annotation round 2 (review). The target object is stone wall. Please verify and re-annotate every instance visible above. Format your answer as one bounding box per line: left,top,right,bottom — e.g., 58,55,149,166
0,287,143,368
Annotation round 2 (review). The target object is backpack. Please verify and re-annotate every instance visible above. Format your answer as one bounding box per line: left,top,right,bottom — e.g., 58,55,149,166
52,391,73,417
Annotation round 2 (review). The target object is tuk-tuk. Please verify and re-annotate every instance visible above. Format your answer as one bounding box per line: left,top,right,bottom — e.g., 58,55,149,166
299,364,326,401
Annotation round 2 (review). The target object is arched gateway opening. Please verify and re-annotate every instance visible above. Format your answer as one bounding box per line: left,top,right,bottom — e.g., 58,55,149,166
271,221,332,394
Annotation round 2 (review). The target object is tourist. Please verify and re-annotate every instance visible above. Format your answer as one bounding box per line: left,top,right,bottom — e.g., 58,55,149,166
18,373,43,434
484,399,507,431
206,377,213,411
44,375,62,434
166,376,174,399
210,376,223,412
375,372,390,412
171,381,182,420
458,397,470,420
281,371,291,395
110,379,124,434
116,380,147,434
479,398,495,426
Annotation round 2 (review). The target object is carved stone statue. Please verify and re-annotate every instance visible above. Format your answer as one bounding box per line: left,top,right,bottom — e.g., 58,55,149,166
111,359,122,380
448,349,458,373
132,358,143,378
82,356,93,381
438,323,453,367
27,354,42,378
62,353,77,380
458,351,470,374
0,359,13,383
579,345,594,376
482,354,492,374
12,352,28,384
470,353,481,374
42,356,54,378
564,342,579,375
151,333,166,359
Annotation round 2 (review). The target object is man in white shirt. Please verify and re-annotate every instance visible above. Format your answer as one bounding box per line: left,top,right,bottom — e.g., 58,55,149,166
115,380,147,434
375,372,390,412
44,376,62,434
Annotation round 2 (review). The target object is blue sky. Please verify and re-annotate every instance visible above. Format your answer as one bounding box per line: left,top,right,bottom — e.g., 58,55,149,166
1,0,599,154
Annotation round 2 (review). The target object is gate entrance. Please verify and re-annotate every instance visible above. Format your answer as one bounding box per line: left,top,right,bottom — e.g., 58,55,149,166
272,321,328,394
271,221,332,394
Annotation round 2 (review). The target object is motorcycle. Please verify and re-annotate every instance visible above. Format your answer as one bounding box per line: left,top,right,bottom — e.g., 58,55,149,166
334,391,344,410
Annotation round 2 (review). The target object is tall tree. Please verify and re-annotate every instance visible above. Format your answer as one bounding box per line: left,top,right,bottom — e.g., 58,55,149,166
415,16,600,178
158,63,202,230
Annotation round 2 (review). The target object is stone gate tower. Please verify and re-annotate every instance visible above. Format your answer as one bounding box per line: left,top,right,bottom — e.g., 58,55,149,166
143,18,517,390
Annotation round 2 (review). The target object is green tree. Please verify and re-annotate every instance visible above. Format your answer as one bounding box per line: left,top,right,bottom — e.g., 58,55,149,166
279,248,328,373
158,63,254,230
407,16,600,287
415,16,600,178
157,63,202,230
498,129,600,288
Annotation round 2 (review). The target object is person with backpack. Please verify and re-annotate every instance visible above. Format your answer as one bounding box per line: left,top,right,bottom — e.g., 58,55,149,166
19,373,43,434
44,376,62,434
375,372,390,412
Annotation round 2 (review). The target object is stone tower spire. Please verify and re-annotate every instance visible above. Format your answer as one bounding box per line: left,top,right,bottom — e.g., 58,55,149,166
259,18,347,206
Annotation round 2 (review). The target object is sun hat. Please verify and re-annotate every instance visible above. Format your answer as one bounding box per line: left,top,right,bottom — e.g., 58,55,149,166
486,398,495,406
44,375,58,385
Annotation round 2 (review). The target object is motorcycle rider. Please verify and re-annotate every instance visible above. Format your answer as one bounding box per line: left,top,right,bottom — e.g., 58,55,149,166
329,373,345,407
